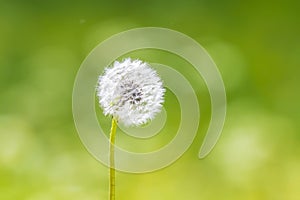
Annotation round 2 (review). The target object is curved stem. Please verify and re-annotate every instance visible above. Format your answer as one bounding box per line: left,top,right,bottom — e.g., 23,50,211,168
109,118,117,200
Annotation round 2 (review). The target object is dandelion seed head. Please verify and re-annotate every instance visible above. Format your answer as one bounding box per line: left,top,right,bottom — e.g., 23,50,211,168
97,58,165,126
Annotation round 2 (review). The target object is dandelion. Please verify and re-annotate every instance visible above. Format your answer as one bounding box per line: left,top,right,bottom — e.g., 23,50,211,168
96,58,165,200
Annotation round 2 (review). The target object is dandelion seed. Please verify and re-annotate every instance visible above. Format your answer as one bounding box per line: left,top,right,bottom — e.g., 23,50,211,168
97,58,165,126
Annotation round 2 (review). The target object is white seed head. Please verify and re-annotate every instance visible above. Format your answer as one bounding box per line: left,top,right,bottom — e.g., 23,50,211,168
97,58,165,126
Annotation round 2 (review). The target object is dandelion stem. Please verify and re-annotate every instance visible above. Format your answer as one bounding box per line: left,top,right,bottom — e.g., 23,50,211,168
109,118,117,200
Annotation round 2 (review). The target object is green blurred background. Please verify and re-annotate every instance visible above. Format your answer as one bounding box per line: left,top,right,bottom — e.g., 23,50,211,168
1,0,300,199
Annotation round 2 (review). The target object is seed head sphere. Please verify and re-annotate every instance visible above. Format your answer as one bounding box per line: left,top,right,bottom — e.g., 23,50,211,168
97,58,165,126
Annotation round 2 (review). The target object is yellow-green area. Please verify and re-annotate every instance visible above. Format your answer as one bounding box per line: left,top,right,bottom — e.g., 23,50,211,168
0,0,300,199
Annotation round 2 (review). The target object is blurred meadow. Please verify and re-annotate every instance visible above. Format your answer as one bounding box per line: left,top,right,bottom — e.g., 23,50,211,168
1,0,300,199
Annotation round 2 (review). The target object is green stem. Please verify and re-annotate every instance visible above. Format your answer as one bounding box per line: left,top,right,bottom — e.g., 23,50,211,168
109,118,117,200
